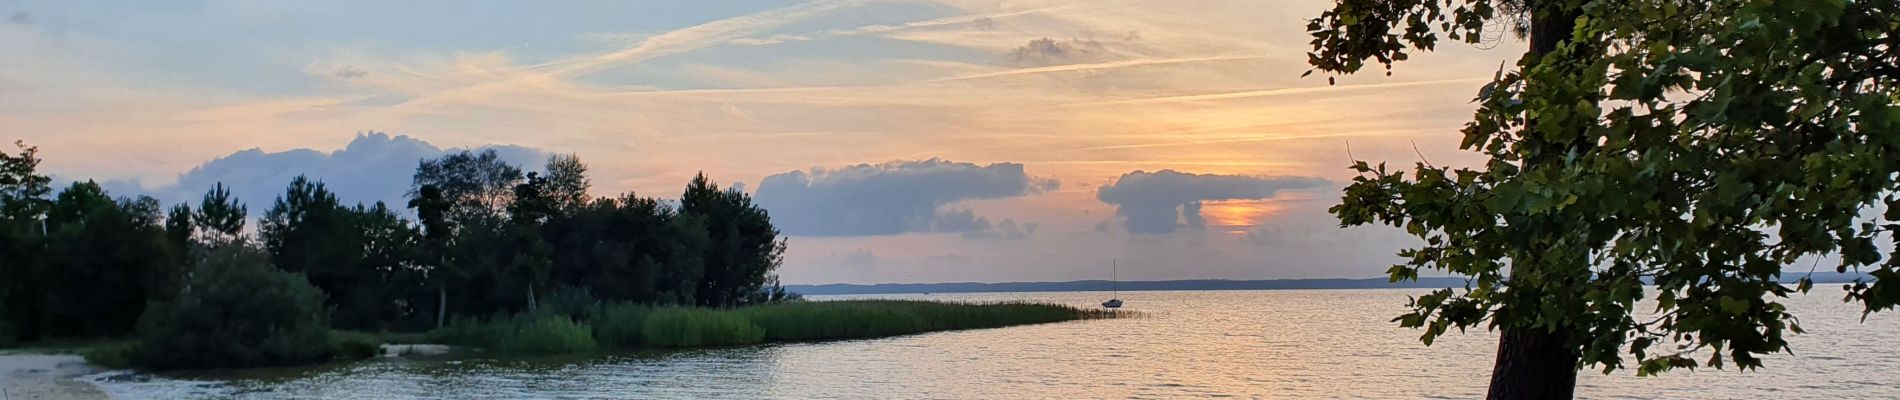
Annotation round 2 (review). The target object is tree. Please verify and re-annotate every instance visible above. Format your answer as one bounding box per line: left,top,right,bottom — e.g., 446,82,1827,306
1312,0,1898,398
194,182,247,246
263,176,422,330
134,244,333,370
408,184,456,329
38,182,180,337
542,154,591,212
508,172,555,310
0,141,51,342
680,173,785,307
544,193,708,305
0,141,51,221
411,149,523,222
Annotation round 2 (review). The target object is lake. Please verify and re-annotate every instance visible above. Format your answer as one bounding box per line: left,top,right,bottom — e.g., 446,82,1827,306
89,289,1900,399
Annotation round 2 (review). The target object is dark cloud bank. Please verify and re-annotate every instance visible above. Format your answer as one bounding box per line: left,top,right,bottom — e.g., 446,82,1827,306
1096,170,1328,234
107,132,545,215
754,159,1056,237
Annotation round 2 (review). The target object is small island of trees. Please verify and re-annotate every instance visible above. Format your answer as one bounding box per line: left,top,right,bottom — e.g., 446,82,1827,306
0,140,1108,370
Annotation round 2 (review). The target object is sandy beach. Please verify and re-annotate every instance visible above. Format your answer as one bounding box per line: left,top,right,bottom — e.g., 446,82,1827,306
0,352,108,400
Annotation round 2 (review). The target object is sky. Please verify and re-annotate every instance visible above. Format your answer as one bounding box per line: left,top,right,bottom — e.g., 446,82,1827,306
0,0,1527,284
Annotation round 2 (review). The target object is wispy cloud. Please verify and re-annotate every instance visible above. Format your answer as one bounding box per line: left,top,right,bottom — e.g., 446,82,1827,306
1063,78,1489,107
928,55,1267,82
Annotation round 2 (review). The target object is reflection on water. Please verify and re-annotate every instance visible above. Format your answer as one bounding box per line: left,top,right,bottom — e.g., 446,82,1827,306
92,289,1900,399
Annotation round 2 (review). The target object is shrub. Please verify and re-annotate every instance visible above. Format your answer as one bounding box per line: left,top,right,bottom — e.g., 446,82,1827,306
593,303,653,347
641,308,764,347
133,246,334,370
328,330,383,360
82,341,139,370
0,318,15,349
540,286,599,321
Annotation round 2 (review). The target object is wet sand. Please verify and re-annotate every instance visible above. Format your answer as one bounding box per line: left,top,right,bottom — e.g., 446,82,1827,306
0,352,108,400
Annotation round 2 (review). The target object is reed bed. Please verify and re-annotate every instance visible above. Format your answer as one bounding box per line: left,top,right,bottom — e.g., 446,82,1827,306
430,300,1118,354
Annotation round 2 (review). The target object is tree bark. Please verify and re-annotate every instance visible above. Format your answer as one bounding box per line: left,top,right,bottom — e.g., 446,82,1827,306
1486,3,1584,400
436,285,447,330
1487,328,1580,399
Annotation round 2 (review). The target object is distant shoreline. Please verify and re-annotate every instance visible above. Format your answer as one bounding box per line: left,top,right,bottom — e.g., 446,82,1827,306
785,272,1873,296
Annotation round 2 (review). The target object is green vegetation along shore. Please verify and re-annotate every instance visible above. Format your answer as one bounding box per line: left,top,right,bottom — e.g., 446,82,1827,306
1,141,1120,371
429,300,1119,354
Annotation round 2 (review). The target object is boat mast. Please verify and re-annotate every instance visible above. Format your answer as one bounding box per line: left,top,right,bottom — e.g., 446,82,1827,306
1112,258,1118,298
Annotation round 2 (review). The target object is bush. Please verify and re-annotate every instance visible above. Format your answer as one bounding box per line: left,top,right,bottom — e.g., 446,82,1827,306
0,319,15,349
82,341,139,370
328,330,383,360
641,308,764,347
133,246,334,370
540,286,599,321
593,303,652,347
506,315,597,354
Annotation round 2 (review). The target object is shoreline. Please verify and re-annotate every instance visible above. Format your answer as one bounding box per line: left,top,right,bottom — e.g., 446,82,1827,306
0,352,110,400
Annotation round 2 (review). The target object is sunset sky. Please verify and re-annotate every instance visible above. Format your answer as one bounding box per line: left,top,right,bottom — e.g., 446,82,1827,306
1,0,1526,284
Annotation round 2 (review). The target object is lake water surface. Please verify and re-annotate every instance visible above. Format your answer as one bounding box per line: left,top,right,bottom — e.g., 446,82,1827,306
90,289,1900,399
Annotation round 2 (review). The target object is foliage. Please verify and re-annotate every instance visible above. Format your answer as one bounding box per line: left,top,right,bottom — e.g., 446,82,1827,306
134,245,333,370
193,183,247,245
431,299,1108,354
640,307,765,347
263,176,427,331
2,141,791,362
592,303,653,348
545,194,708,305
0,141,51,219
681,173,788,307
739,300,1107,342
509,315,598,354
0,309,14,348
81,341,139,370
30,182,186,339
327,330,384,361
428,313,597,354
411,149,523,222
1312,0,1900,378
541,154,591,212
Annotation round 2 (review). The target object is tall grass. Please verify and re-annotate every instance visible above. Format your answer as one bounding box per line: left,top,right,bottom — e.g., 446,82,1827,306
593,303,653,347
641,308,765,347
430,314,598,354
428,300,1116,354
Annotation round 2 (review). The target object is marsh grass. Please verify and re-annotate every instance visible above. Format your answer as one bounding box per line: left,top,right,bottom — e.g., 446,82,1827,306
429,300,1116,354
430,314,598,354
641,308,765,347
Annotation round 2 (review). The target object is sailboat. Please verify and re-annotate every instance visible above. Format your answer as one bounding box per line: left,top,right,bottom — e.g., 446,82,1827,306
1102,259,1123,308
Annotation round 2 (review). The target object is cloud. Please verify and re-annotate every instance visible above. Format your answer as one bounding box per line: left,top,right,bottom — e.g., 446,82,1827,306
8,11,30,25
755,159,1054,236
332,65,368,79
1005,38,1108,67
109,132,547,215
961,218,1035,240
1096,170,1327,234
932,208,1036,240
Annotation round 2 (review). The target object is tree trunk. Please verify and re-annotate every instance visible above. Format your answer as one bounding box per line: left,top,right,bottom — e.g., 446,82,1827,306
436,285,447,330
1487,4,1584,400
1487,328,1579,399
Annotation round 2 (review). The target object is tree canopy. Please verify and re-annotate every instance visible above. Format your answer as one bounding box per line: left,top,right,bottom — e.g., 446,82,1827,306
1,142,791,350
1312,0,1899,394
